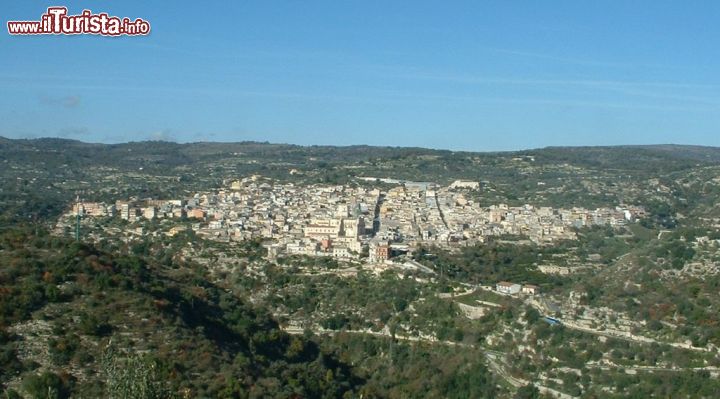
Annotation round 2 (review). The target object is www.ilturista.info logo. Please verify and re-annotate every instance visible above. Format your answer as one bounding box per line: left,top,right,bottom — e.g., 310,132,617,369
7,7,150,36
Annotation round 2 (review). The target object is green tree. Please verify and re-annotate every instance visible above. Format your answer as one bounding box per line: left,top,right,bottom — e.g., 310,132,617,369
514,384,540,399
101,346,170,399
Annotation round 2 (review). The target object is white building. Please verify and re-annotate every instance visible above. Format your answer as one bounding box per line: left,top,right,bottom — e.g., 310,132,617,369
496,281,521,295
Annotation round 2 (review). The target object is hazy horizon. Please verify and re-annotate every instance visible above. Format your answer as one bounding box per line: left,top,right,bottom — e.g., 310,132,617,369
5,134,720,155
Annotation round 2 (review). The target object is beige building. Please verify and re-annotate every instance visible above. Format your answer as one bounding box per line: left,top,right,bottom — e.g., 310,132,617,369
143,207,156,219
304,218,341,238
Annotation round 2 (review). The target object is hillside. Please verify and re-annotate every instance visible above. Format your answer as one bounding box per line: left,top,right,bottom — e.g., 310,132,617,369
3,137,720,398
0,227,364,398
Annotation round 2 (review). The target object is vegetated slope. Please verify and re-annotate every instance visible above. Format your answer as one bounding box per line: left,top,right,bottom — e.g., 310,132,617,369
0,227,361,398
0,226,503,398
528,145,720,172
569,225,720,349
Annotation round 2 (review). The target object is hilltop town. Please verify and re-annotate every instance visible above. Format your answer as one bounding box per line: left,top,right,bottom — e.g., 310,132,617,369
62,176,645,264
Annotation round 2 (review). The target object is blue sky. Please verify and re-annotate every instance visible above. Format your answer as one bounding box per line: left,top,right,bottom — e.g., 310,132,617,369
2,1,720,151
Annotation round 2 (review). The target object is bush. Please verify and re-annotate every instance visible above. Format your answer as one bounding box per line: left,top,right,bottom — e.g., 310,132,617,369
78,313,112,336
48,333,80,365
21,371,72,399
101,346,170,399
514,384,540,399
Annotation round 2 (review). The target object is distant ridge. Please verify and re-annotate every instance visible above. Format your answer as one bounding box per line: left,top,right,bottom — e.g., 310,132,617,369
2,136,719,155
2,136,720,173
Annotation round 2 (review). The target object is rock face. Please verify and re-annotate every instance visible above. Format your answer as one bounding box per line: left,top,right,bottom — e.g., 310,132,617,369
457,302,489,319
